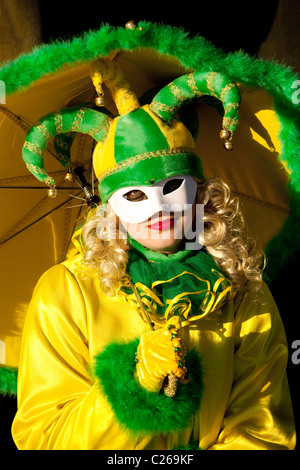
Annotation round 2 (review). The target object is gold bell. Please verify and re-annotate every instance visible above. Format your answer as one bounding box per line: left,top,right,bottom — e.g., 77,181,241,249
220,128,233,151
65,171,73,182
95,94,106,107
220,129,231,140
48,186,57,198
224,140,233,151
125,20,136,30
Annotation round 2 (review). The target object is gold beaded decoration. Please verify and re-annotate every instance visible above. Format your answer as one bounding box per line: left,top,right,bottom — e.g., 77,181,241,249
163,319,190,397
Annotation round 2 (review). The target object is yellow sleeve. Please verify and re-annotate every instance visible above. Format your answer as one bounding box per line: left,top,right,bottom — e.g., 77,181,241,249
11,264,146,450
209,284,296,450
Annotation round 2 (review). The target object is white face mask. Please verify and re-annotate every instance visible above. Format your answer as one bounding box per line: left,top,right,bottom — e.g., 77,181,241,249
108,175,197,224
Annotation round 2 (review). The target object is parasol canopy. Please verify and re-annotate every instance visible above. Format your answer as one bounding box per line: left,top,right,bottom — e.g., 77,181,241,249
0,21,299,383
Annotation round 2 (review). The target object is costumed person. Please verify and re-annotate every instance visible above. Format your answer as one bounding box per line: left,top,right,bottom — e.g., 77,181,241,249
11,57,295,450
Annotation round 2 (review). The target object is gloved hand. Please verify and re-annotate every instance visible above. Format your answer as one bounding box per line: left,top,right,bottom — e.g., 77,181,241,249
135,316,189,394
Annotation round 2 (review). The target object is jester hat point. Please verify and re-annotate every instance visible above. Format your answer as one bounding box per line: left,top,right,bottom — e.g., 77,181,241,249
22,57,241,203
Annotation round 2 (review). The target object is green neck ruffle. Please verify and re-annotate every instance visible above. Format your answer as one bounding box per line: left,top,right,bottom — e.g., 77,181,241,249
125,237,233,327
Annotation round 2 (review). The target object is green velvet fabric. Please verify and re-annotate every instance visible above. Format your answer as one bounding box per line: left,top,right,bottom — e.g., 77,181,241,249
98,150,203,203
22,104,111,184
114,108,169,163
151,71,241,132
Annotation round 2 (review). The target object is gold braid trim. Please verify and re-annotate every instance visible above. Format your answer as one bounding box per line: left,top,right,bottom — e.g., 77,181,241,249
25,162,49,176
36,122,52,142
71,107,88,132
187,73,204,97
24,141,43,157
222,116,239,129
54,113,63,133
25,163,54,185
150,74,204,118
43,176,55,186
149,101,175,116
206,72,218,98
220,82,237,102
224,102,240,113
88,116,112,141
168,81,186,103
98,147,196,184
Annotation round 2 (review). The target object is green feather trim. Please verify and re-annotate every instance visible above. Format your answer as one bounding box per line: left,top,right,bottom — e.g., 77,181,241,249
1,22,299,281
0,365,18,397
93,338,203,436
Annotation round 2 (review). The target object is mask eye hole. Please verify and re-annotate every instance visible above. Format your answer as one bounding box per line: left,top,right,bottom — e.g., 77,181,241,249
163,179,184,195
122,189,148,202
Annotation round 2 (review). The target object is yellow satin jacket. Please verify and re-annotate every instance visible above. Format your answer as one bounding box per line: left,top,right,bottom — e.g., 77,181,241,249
12,254,296,450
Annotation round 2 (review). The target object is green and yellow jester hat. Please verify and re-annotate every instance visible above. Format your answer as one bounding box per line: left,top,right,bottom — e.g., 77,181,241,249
22,58,241,203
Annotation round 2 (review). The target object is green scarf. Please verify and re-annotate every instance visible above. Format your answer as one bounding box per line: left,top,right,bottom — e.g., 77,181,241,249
125,237,233,327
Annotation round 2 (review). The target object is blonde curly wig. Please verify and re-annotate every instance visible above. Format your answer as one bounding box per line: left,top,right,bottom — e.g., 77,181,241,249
81,177,264,297
81,203,129,296
196,178,264,294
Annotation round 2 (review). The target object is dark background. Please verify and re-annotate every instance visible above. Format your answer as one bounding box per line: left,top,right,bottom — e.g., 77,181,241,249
0,0,299,451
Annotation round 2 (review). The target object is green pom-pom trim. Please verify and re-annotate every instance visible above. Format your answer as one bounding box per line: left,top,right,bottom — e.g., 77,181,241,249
93,338,203,436
0,365,18,397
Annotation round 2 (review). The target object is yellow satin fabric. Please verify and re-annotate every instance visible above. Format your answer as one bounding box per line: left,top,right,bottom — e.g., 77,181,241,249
12,254,296,450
